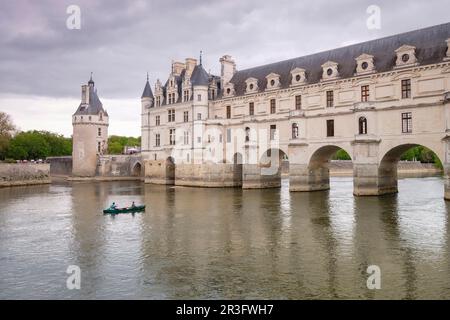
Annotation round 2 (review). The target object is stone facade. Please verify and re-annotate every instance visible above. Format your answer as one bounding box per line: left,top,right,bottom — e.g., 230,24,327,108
72,77,109,177
140,23,450,198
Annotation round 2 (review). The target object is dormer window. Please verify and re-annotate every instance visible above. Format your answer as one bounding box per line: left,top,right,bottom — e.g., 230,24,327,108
445,39,450,61
245,77,258,94
394,45,418,68
355,54,375,75
321,61,339,81
265,73,280,90
290,68,306,86
224,83,235,97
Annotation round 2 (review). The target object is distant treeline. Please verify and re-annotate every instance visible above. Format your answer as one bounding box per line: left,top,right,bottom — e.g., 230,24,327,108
0,111,141,161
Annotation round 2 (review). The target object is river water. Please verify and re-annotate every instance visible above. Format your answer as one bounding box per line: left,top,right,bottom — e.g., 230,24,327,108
0,177,449,299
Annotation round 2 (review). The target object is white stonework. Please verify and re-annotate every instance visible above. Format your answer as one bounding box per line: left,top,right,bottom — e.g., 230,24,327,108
140,24,450,198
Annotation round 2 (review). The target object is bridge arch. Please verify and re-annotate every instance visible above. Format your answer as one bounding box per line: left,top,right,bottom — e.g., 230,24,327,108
166,156,175,185
131,161,143,177
378,143,443,195
232,152,243,186
306,144,353,191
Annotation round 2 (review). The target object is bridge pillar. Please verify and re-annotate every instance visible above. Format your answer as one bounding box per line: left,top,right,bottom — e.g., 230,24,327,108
444,164,450,200
289,163,330,191
352,138,390,196
242,164,281,188
288,141,330,191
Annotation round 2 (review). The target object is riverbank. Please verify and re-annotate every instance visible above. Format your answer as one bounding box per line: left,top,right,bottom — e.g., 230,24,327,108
0,163,50,188
328,160,442,177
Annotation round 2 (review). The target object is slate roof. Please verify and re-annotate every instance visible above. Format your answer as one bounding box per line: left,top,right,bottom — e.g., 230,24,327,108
228,22,450,96
190,64,210,86
141,80,154,99
74,81,108,116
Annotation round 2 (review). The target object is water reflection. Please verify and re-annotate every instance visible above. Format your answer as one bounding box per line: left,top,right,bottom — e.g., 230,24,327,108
0,177,449,299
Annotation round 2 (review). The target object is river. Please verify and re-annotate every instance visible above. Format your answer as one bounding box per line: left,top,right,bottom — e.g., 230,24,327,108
0,177,449,299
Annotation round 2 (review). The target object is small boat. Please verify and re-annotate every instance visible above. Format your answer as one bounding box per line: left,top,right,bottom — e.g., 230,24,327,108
103,205,146,214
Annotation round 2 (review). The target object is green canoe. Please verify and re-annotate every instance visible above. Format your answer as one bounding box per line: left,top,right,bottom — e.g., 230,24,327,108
103,205,146,214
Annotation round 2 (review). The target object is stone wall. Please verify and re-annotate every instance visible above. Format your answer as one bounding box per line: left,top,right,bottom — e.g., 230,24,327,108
0,163,50,187
47,156,73,176
97,154,143,179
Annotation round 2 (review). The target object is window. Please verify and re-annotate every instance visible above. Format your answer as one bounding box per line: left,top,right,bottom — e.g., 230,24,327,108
270,99,276,114
401,79,411,99
295,95,302,110
99,113,103,121
169,129,176,145
183,90,190,102
210,89,215,100
245,127,250,142
197,113,202,120
402,112,412,133
359,117,367,134
292,123,299,139
219,134,223,143
156,115,160,126
226,129,231,143
98,128,101,137
197,94,201,102
326,120,334,137
183,111,189,123
361,85,369,102
249,102,254,116
168,109,175,122
270,124,277,140
97,142,101,153
88,116,91,121
183,131,189,145
326,91,334,108
155,133,160,147
156,96,161,107
226,105,231,119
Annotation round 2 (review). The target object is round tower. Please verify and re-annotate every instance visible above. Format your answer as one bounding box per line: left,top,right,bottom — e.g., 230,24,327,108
72,75,109,177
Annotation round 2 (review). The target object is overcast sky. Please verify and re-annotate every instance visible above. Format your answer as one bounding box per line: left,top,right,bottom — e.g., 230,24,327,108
0,0,449,137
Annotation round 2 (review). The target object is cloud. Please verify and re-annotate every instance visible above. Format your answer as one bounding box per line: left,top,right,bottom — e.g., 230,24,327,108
0,0,449,136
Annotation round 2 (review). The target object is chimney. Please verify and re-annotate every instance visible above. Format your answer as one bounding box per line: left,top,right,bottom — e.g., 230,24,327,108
172,61,185,76
81,84,89,104
185,58,197,77
220,55,236,86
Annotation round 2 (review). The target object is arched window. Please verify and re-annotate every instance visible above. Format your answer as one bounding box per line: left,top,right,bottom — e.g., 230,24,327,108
359,117,367,135
245,127,250,142
292,123,299,139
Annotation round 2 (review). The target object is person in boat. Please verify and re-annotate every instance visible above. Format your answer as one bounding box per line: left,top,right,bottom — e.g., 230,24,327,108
131,201,136,208
110,202,117,210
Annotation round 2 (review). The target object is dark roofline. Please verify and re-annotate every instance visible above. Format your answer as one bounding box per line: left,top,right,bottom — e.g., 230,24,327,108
228,22,450,96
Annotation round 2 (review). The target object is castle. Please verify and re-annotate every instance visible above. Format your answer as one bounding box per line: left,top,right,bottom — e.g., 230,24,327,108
71,23,450,198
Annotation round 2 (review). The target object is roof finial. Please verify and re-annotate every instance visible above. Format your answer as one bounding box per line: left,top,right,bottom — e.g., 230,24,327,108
146,72,149,82
199,50,203,65
88,72,94,85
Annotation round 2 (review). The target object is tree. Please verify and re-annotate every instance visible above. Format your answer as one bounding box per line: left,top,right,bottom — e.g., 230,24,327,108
332,149,351,160
108,135,141,154
0,112,16,160
6,130,72,160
